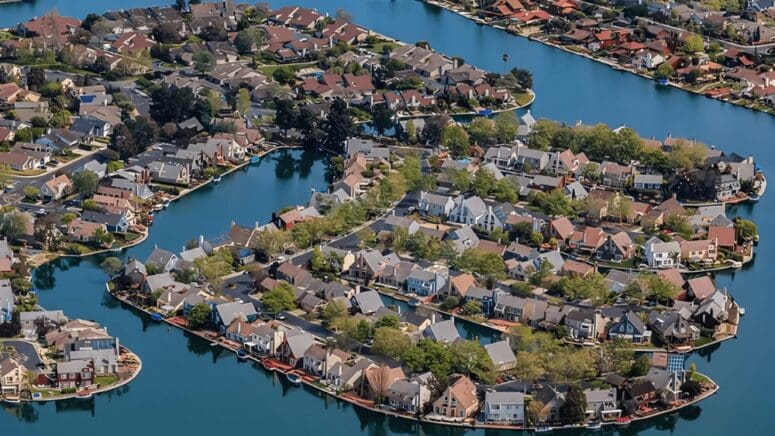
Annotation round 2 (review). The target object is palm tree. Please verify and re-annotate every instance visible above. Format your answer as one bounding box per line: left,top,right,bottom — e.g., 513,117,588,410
322,336,338,380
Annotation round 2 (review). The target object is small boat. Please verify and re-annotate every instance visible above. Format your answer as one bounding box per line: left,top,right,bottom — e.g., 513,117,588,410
616,417,632,426
250,156,260,164
407,299,420,307
153,204,163,212
656,78,669,86
109,247,122,253
150,313,164,322
534,425,554,433
286,373,302,384
586,420,602,430
739,306,746,316
728,260,743,269
3,398,21,405
213,176,222,183
75,391,93,400
748,194,760,203
478,109,493,116
162,200,171,208
146,214,154,226
237,349,248,360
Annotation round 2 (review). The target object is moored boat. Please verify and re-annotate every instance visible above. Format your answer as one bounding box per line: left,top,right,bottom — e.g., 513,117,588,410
748,194,760,203
250,156,260,164
150,312,164,322
586,420,602,430
534,425,554,433
286,373,301,384
739,306,746,316
616,417,631,426
656,78,669,85
237,349,248,360
213,176,222,183
75,390,93,399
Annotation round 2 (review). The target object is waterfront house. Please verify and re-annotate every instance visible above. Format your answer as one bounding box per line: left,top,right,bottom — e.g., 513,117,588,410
377,261,417,289
386,374,432,413
465,286,495,316
56,359,94,389
352,290,384,315
358,365,406,402
680,238,718,264
0,358,23,397
484,340,517,371
326,356,376,391
482,391,525,424
535,385,565,423
67,219,107,243
406,266,448,296
432,375,478,420
644,237,680,268
584,388,621,420
213,301,258,332
608,310,652,343
648,311,700,346
20,310,67,338
245,322,287,357
145,247,179,273
693,290,729,328
279,329,315,368
424,319,460,344
302,343,349,377
81,210,130,234
644,367,682,403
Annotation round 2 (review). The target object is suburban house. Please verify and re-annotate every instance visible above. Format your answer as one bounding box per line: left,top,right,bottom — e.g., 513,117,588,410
358,365,406,401
608,310,652,343
484,340,517,371
432,375,478,420
584,388,621,420
41,174,73,201
482,391,525,424
0,358,23,397
386,375,432,413
644,237,681,268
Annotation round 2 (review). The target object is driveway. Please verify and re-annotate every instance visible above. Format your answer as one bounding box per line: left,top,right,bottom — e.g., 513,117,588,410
0,340,43,370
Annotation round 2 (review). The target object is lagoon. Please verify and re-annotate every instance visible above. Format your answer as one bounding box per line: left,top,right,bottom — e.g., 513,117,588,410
0,0,772,435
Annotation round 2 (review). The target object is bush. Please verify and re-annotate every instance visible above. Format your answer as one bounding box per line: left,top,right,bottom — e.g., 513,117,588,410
440,296,460,311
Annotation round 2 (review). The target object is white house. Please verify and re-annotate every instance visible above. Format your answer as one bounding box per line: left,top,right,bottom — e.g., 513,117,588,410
644,237,681,268
483,391,525,424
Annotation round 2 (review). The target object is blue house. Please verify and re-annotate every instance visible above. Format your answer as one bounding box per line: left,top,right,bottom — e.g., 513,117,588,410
608,310,652,344
80,210,130,233
465,286,496,316
406,268,448,296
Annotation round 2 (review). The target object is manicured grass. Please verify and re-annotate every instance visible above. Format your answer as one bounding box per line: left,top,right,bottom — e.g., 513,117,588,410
0,168,46,176
369,41,400,54
95,374,119,387
256,62,318,75
690,372,710,383
693,336,715,348
512,91,534,106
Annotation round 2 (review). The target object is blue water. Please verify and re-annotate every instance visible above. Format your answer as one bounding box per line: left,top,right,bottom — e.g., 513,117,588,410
0,0,771,435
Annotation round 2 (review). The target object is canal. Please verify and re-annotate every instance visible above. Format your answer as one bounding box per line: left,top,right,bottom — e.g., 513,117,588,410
0,1,772,435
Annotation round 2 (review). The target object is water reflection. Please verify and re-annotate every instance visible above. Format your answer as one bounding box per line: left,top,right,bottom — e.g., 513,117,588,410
55,397,95,416
1,403,39,423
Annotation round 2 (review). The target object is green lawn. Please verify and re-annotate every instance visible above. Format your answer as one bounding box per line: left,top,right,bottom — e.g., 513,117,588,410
369,41,400,54
256,62,317,75
95,374,119,387
512,91,534,107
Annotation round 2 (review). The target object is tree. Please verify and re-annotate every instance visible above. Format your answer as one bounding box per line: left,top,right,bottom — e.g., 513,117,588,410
446,168,471,192
494,111,519,143
655,62,674,80
405,119,417,144
441,124,470,158
372,327,411,360
735,218,757,242
452,249,506,279
0,210,32,240
558,273,609,306
236,88,251,116
150,85,198,125
462,299,482,315
262,281,297,313
234,28,264,54
274,98,298,136
370,103,394,136
173,0,186,11
193,50,215,74
668,141,707,172
630,354,651,377
510,68,533,90
559,384,587,424
72,170,99,195
23,186,40,201
100,257,123,276
94,227,115,247
27,67,46,91
609,196,632,223
153,22,184,44
187,303,212,328
440,296,460,311
467,117,496,145
683,379,702,398
272,67,297,85
420,115,450,146
323,99,356,150
321,299,348,326
683,34,705,54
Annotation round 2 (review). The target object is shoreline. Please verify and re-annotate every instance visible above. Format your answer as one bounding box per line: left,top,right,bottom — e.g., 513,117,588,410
416,0,774,117
107,287,719,432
